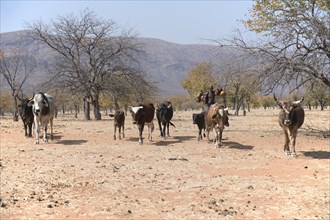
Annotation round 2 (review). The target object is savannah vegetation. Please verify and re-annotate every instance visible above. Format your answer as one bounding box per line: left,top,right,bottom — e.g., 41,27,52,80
1,0,329,120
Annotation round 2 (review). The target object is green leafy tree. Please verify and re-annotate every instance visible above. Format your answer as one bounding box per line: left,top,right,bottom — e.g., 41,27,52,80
305,81,330,110
181,62,219,96
243,0,330,90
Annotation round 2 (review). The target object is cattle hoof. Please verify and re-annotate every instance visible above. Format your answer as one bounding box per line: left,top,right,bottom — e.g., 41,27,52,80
284,150,290,155
291,153,297,158
114,136,116,140
44,139,48,142
35,140,39,144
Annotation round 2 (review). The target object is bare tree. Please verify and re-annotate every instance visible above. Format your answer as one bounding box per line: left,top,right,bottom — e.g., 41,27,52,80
29,9,150,120
0,47,36,121
216,1,329,94
218,55,260,116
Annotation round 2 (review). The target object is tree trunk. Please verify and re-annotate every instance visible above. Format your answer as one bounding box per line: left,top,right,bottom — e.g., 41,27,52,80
93,97,101,120
83,97,91,120
12,94,18,121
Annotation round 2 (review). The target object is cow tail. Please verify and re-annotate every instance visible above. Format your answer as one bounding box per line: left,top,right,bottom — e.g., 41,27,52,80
169,121,176,127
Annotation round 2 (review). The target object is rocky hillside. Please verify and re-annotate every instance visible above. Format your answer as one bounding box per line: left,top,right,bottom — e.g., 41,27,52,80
0,30,229,97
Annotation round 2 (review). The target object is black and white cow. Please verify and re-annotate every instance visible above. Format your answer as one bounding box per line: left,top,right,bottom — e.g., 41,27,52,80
28,92,55,144
156,101,175,139
130,103,155,145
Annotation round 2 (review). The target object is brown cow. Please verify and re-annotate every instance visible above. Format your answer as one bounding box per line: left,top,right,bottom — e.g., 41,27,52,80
130,103,155,145
205,103,229,148
109,110,125,140
274,95,305,157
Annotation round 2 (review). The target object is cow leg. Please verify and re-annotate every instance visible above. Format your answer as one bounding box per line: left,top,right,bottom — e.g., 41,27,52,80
139,124,144,145
283,129,290,155
118,125,122,140
50,118,54,140
166,122,170,137
28,123,33,137
43,124,48,142
206,127,211,142
113,124,117,140
218,129,223,148
289,130,298,158
24,123,28,137
162,122,166,139
122,124,125,138
34,120,40,144
198,128,202,141
158,120,163,137
214,128,221,148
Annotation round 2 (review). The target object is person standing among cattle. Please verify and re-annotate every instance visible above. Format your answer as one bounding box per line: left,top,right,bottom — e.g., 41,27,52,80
203,86,216,111
196,86,226,112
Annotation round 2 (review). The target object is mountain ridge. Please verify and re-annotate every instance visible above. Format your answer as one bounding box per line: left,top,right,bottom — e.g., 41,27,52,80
1,30,226,97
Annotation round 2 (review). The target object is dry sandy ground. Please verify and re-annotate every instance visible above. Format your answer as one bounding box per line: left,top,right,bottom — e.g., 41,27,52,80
0,108,329,219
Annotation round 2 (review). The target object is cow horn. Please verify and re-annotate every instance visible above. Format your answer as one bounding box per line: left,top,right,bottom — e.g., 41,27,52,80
29,92,35,101
274,94,283,107
293,97,304,105
15,94,23,101
167,104,172,109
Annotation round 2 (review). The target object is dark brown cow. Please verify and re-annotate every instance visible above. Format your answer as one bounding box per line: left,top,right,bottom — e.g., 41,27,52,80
130,103,155,145
205,103,229,148
109,110,125,140
17,96,34,138
192,111,206,141
156,101,175,139
274,95,305,157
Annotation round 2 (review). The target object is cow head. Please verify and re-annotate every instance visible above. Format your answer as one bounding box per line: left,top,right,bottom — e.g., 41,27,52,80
28,92,49,116
130,106,143,124
274,94,304,125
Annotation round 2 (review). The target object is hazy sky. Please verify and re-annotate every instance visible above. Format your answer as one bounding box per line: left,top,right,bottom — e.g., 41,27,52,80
1,0,255,44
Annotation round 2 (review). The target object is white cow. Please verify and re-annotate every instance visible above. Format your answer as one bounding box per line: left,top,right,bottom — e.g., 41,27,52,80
28,92,55,144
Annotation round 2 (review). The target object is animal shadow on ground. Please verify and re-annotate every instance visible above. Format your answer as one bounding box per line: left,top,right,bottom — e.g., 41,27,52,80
302,151,330,159
52,134,63,140
56,140,88,145
223,141,254,150
155,135,196,146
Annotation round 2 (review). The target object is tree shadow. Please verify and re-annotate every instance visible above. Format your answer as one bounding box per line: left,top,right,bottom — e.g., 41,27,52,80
302,151,330,159
56,140,88,145
223,141,254,150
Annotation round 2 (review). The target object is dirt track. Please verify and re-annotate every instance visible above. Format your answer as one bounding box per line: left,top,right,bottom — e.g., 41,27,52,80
0,108,329,219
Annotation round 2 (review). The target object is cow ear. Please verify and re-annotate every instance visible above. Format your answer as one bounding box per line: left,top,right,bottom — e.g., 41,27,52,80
43,100,49,107
276,101,283,109
218,109,224,117
27,100,34,107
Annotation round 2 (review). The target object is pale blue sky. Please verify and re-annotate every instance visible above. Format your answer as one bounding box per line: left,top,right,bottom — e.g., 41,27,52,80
1,0,255,44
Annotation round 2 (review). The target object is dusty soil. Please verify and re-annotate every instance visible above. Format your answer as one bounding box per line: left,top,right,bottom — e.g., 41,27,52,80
0,108,329,219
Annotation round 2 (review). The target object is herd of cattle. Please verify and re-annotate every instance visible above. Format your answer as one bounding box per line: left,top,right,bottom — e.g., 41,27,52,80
17,92,305,158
